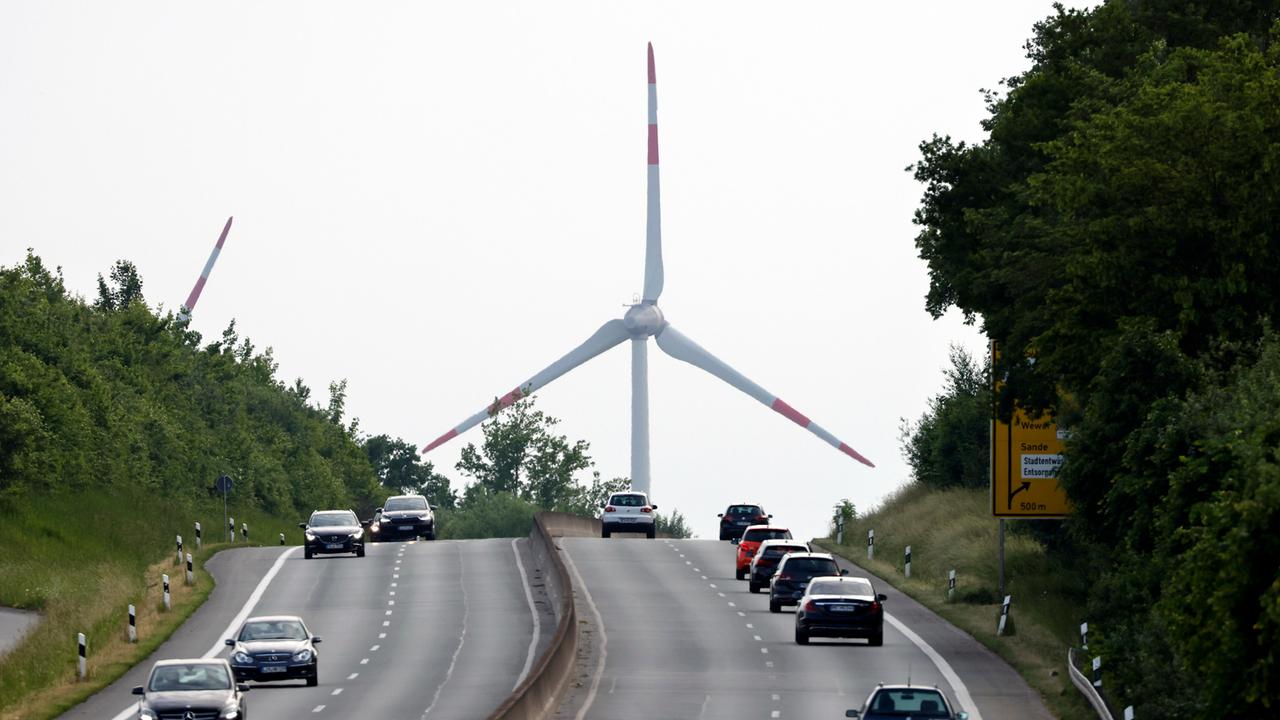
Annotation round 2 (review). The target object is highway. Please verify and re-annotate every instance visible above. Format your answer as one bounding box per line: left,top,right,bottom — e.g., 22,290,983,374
59,538,548,720
555,537,1052,720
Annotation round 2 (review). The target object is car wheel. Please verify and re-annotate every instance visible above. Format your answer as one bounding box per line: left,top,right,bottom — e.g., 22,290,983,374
426,530,436,541
307,672,318,687
869,632,883,647
748,582,760,594
646,526,656,539
769,599,781,613
304,548,313,560
735,568,746,580
795,627,810,645
356,545,365,558
601,528,611,538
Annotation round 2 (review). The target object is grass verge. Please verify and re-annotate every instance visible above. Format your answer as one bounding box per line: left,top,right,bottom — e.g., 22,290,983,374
813,483,1096,720
0,489,305,720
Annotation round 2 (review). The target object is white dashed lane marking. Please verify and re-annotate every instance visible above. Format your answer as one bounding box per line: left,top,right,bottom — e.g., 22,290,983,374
331,688,343,696
360,658,369,665
370,644,381,652
347,673,359,680
312,706,325,713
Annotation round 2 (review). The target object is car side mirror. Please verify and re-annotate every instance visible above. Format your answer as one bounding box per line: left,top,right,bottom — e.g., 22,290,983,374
312,636,322,644
717,513,724,517
956,713,969,720
298,522,307,529
375,507,383,513
845,711,860,718
132,686,145,696
237,683,251,692
841,569,850,576
767,514,773,518
361,520,371,527
225,638,235,646
731,537,740,545
877,593,887,602
650,504,658,509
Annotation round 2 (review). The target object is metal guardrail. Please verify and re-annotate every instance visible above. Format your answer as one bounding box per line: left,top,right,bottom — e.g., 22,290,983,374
1068,647,1114,720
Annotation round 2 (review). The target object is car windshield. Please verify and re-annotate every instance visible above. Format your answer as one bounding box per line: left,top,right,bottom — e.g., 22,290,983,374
743,528,791,542
809,579,873,596
148,664,232,691
310,513,357,527
727,505,761,515
783,558,838,575
384,497,428,511
866,688,949,717
609,494,647,507
763,545,808,558
239,619,307,641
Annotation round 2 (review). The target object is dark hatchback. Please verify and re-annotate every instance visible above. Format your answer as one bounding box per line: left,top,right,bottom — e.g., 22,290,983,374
369,494,435,541
132,658,247,720
768,552,847,612
718,504,770,541
301,510,365,559
226,615,320,686
794,576,886,646
747,540,811,593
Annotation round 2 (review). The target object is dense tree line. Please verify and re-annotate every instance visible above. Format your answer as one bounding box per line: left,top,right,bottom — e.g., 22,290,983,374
909,2,1280,716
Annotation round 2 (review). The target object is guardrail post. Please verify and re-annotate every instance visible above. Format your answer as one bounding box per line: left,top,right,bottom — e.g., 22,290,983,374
162,574,171,611
241,522,248,542
997,595,1011,635
867,529,874,560
77,633,86,680
279,532,286,545
904,545,912,578
1124,707,1134,719
195,522,202,550
1080,621,1088,650
176,534,183,564
1092,656,1102,688
185,553,194,585
835,515,844,545
948,569,956,602
128,605,136,643
228,517,235,543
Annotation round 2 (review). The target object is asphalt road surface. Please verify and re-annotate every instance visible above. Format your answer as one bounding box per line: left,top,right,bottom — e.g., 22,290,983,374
556,537,1053,720
60,537,546,720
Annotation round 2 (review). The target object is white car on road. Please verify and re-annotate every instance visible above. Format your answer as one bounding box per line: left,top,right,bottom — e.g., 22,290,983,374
600,492,658,539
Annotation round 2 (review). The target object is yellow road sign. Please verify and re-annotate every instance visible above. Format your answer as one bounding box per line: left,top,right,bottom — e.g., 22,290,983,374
991,343,1071,518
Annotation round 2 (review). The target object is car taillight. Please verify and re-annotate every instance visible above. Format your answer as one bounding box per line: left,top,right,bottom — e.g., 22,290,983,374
641,506,652,513
803,600,817,612
871,600,881,612
605,506,615,512
778,573,793,581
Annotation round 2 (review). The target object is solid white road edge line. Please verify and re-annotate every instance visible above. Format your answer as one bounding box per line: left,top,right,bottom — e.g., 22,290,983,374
563,545,607,720
109,546,300,720
884,612,985,720
511,537,541,691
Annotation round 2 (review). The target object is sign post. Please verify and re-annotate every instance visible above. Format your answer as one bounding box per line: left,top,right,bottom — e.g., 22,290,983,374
867,529,874,561
216,474,233,545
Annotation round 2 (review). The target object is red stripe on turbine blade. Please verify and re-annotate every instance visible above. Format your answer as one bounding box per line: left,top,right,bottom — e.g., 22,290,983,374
496,386,525,409
839,443,875,468
183,276,208,312
647,43,656,83
648,124,659,165
423,429,458,454
770,398,811,428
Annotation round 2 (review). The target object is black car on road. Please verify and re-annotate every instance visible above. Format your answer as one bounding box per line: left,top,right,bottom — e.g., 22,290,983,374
132,658,248,720
794,576,886,645
717,503,770,541
300,510,365,559
768,552,847,612
747,540,811,593
226,615,320,686
369,494,435,541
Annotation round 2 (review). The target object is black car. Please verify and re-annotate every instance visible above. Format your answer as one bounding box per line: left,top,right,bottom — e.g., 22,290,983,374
846,684,969,719
717,503,771,541
794,576,886,645
369,494,435,541
300,510,365,559
226,615,320,686
747,540,811,593
132,658,248,720
768,552,847,612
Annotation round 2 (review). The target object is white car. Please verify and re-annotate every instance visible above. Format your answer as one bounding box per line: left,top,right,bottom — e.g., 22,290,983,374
599,491,658,538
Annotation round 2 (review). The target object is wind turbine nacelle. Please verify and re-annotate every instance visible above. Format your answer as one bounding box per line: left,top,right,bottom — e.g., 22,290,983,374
623,303,666,337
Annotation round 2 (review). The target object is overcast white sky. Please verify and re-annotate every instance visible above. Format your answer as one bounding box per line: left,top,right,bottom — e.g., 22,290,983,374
2,1,1090,540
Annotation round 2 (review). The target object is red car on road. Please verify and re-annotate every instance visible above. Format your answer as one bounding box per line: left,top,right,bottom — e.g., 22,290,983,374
735,524,793,580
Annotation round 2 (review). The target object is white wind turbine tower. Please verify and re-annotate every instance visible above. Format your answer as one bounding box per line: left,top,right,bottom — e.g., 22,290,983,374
176,216,234,323
422,45,873,495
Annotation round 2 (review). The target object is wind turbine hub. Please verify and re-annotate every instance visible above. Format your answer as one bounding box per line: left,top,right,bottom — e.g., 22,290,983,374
623,302,666,337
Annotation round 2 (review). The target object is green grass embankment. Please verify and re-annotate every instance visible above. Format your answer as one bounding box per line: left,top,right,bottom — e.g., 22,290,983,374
0,490,306,720
814,484,1095,720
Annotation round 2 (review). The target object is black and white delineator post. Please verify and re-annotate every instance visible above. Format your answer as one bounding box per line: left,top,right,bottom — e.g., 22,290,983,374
948,569,956,602
1080,621,1088,650
128,604,137,643
835,514,844,545
904,546,912,579
195,522,202,550
997,594,1011,635
175,535,183,564
228,516,235,543
1092,656,1102,688
241,522,248,542
77,632,86,680
162,574,171,611
1123,706,1134,720
279,532,285,545
185,553,194,585
867,529,874,561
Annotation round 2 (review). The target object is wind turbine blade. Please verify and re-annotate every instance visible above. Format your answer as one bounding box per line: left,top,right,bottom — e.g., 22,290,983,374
642,42,664,302
655,324,874,467
177,216,233,322
422,319,631,454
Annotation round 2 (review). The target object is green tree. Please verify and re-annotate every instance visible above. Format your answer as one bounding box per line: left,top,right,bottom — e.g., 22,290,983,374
95,259,144,311
899,345,989,490
362,434,456,510
656,508,693,539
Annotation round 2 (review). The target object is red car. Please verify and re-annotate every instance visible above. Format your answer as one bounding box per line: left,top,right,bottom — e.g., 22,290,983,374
735,524,793,580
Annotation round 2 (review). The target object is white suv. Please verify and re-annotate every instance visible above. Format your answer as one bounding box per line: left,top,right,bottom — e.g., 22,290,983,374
599,492,658,539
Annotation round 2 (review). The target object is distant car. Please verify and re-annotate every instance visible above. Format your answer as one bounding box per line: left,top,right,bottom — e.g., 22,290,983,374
132,658,248,720
735,525,793,580
768,551,846,612
794,576,886,645
846,684,969,719
747,539,811,593
717,503,770,541
370,494,436,541
300,510,365,559
226,614,321,686
600,491,658,538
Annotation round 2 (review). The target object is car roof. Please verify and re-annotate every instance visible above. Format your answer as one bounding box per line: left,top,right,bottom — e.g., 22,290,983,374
152,658,231,668
242,614,306,624
808,575,870,584
610,491,647,497
311,509,355,515
743,524,790,532
758,539,807,547
724,503,763,508
386,494,426,500
778,552,833,561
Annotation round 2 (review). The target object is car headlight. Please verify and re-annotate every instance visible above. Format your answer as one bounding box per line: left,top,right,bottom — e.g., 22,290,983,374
292,648,313,663
349,530,362,539
220,706,240,719
139,709,157,720
305,531,315,540
232,651,252,664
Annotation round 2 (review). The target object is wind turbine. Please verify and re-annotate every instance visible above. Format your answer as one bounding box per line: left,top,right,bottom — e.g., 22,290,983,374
422,45,873,495
177,216,233,323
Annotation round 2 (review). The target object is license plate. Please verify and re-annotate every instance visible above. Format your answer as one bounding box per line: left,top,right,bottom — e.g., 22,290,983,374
831,604,856,612
619,517,636,522
398,525,413,531
325,543,343,549
261,665,286,673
